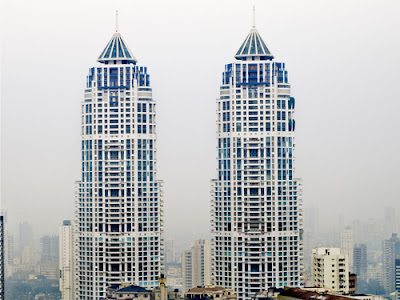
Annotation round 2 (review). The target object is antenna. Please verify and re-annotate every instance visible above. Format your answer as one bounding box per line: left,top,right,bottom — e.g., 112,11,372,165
116,10,119,32
253,5,256,28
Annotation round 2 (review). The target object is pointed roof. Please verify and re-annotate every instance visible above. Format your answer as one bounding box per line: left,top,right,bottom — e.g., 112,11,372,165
234,27,274,61
97,31,137,64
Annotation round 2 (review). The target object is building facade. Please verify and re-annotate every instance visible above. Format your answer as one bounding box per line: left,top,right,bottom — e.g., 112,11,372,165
311,247,349,293
75,26,163,299
182,240,211,293
211,20,302,299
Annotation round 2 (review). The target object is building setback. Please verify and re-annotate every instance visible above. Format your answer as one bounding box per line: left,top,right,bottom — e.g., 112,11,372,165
211,16,302,300
75,23,163,299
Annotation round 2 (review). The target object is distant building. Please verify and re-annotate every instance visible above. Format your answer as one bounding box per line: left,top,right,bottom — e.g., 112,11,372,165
366,263,384,286
341,228,354,272
382,233,400,293
21,246,37,271
165,238,176,264
311,247,349,293
59,220,74,300
0,215,4,300
40,235,58,261
185,286,236,300
384,207,396,238
182,240,211,293
354,244,367,281
19,222,33,251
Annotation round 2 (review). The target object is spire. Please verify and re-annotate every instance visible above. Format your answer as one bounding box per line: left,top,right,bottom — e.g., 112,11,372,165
97,13,137,64
253,5,256,28
116,10,119,32
234,8,274,61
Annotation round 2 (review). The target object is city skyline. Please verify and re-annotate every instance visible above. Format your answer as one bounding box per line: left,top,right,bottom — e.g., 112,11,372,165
2,0,400,247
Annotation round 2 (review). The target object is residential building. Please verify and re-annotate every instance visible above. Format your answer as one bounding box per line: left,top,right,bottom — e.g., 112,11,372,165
182,240,211,293
74,20,163,298
211,12,302,299
185,286,236,300
311,247,349,293
341,228,354,272
354,244,367,281
59,220,75,300
382,233,400,294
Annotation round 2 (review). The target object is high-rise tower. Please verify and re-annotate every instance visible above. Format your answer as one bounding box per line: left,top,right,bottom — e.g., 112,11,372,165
75,21,163,299
211,17,302,299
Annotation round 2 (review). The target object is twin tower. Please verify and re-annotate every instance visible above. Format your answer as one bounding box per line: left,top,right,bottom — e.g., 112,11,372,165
75,17,302,300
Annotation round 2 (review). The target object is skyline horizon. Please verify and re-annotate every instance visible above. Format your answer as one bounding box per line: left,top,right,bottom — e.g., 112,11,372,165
2,0,400,247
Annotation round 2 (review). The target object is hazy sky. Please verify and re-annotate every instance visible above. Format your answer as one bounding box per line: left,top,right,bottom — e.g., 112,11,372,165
2,0,400,249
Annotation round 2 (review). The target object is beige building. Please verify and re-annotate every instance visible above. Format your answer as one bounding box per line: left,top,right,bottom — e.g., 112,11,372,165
182,240,211,293
311,247,349,293
59,220,74,300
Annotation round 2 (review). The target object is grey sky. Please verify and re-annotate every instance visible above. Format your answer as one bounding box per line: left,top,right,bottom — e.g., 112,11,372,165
2,0,400,246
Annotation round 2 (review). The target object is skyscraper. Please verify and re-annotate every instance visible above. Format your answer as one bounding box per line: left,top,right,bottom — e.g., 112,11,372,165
211,15,302,299
75,20,163,299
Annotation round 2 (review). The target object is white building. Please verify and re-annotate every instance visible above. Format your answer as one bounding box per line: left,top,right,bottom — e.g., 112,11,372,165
74,21,163,299
311,247,349,293
59,220,75,300
182,240,211,293
210,13,302,300
341,228,354,272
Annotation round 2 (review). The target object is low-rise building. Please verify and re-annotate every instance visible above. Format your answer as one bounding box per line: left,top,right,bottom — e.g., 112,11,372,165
185,286,236,300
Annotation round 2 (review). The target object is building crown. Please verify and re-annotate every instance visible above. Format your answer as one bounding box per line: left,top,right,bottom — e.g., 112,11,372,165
235,27,274,61
97,12,137,65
